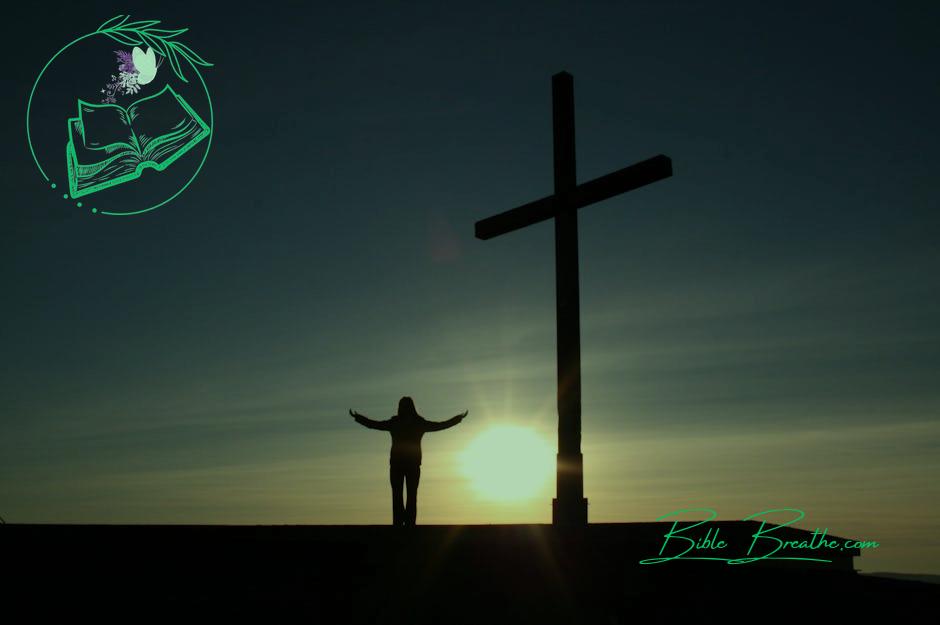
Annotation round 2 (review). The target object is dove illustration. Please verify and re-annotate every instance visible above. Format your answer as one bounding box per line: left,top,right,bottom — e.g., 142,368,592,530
132,46,158,85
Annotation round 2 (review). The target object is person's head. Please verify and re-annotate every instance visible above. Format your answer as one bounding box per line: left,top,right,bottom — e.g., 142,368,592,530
398,396,418,419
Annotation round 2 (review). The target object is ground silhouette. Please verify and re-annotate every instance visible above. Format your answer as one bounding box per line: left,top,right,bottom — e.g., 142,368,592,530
4,523,937,623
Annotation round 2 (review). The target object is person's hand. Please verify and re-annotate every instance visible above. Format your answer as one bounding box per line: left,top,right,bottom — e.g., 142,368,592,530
458,410,468,420
350,409,363,420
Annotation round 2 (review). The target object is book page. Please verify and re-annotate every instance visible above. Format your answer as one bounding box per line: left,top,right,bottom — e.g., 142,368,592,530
68,118,140,195
127,85,202,155
75,101,135,151
130,86,210,169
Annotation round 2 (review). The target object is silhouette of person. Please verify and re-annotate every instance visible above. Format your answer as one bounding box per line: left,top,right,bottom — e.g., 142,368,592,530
350,396,467,526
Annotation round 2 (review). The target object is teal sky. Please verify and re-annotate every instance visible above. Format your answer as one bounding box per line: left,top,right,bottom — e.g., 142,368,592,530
1,2,938,574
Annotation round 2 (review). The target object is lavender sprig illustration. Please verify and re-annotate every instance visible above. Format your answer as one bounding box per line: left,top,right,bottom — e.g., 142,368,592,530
100,50,140,103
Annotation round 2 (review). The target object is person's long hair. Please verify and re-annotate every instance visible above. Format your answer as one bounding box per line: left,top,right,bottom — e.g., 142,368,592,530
398,396,419,419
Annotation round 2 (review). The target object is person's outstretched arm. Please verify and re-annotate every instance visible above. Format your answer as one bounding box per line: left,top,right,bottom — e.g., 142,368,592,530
350,409,392,431
424,410,468,432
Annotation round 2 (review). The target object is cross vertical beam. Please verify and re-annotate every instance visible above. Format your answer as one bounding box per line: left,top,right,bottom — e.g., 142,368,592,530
474,71,672,527
551,72,588,526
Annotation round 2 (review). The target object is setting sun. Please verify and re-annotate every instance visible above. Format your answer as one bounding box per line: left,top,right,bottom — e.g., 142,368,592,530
458,425,554,501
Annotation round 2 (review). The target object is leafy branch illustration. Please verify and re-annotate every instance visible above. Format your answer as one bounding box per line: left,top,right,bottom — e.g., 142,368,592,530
96,15,212,83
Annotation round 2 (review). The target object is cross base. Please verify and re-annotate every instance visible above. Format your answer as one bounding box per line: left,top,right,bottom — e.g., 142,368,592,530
552,496,588,526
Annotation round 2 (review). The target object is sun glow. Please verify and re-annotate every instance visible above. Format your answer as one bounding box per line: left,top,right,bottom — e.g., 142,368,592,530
458,425,554,502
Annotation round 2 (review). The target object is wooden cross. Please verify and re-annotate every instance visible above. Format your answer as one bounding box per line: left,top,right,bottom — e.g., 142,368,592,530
475,72,673,525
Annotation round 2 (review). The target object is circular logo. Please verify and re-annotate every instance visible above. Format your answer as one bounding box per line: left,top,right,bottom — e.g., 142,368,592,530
26,15,214,217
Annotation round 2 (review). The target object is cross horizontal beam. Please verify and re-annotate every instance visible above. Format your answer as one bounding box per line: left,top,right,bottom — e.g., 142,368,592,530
475,154,672,240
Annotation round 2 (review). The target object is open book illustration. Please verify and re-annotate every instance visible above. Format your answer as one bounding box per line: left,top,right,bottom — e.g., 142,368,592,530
66,84,210,198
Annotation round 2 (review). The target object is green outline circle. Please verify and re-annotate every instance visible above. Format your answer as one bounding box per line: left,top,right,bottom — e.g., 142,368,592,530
26,25,213,217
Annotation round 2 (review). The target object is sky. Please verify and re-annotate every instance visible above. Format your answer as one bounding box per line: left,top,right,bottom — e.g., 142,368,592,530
1,1,938,574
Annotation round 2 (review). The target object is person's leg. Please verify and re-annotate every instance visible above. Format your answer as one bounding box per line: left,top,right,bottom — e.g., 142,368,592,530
390,463,405,526
405,465,421,526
